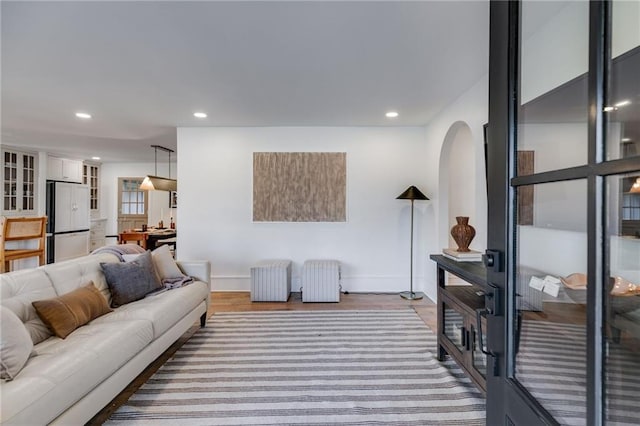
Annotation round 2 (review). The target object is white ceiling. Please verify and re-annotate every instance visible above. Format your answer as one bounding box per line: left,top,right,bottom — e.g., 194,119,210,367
1,1,490,162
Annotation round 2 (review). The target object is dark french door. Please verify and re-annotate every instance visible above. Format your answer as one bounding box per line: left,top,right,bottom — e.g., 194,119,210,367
486,1,640,424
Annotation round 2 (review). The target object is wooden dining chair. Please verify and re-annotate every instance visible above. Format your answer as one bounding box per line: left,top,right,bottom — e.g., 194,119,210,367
118,231,147,249
0,216,47,273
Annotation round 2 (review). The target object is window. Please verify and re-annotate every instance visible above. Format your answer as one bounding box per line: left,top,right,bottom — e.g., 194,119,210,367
117,177,148,233
119,178,146,215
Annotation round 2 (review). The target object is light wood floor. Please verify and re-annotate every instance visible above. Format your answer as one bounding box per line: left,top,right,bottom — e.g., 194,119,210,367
87,292,437,425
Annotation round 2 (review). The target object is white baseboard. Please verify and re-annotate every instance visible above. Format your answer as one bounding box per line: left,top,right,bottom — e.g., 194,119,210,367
210,275,437,302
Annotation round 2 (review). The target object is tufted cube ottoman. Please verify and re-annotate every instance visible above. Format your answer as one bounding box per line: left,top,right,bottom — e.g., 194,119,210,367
302,259,341,302
250,260,292,302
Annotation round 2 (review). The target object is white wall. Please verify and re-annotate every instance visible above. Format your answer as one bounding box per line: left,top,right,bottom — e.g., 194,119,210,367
518,226,587,277
521,0,639,104
424,77,489,301
612,0,640,58
521,1,589,104
177,127,430,294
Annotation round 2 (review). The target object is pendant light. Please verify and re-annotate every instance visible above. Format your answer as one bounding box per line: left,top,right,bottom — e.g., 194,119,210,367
140,145,177,191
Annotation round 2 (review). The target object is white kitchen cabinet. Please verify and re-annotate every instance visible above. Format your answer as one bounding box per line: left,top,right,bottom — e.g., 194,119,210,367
47,156,83,183
89,218,107,252
54,231,89,262
52,182,90,232
2,149,37,215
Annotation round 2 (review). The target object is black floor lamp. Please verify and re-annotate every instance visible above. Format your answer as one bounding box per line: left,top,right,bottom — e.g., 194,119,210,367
396,185,429,300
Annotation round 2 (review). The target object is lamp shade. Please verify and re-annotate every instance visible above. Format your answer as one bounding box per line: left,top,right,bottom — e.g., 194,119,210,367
139,144,177,192
140,175,177,192
396,185,429,200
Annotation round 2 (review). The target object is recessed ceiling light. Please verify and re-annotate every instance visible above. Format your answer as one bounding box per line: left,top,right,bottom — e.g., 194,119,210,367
615,100,631,108
193,112,207,118
603,106,615,112
75,112,92,119
621,138,632,143
91,156,101,160
386,111,399,118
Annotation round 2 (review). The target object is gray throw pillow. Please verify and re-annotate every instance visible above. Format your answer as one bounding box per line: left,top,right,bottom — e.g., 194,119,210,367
100,251,163,308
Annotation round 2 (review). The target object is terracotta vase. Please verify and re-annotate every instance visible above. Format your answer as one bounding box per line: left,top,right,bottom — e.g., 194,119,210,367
451,216,476,252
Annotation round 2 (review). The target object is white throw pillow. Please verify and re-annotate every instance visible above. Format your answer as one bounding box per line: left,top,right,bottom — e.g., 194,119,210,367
151,244,185,281
122,253,142,262
1,306,34,380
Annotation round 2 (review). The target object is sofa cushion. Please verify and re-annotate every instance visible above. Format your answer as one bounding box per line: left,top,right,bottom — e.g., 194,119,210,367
44,252,120,307
0,269,56,344
151,244,185,280
93,280,209,338
100,251,163,307
0,306,34,380
32,282,112,339
0,319,153,425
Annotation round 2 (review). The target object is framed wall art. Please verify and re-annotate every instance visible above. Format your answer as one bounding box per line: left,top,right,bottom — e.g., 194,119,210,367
253,152,346,222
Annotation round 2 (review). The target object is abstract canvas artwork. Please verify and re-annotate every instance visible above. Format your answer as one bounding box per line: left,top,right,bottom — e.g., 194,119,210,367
253,152,346,222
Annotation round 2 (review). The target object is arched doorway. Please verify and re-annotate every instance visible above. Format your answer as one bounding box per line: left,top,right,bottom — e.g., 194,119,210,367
438,121,476,252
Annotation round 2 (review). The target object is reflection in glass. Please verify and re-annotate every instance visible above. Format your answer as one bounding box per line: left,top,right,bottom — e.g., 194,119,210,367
605,47,640,162
471,324,487,378
443,303,465,353
606,175,640,425
518,0,589,175
514,180,587,424
610,0,640,160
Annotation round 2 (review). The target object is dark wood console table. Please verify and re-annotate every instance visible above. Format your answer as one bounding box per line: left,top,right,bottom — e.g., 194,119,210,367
430,254,488,394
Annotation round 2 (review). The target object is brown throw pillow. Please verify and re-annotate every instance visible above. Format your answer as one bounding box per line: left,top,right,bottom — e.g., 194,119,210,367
32,282,112,339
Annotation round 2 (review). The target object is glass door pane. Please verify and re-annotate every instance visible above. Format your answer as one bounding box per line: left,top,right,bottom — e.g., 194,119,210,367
608,0,640,161
514,179,588,424
518,0,589,175
605,5,640,421
605,177,640,426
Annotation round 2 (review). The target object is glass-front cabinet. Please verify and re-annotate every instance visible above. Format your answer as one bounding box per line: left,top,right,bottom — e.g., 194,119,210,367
442,300,466,354
433,257,489,393
470,321,487,379
83,163,100,212
2,149,37,215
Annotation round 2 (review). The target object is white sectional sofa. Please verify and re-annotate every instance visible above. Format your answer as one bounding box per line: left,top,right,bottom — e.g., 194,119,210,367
0,252,210,425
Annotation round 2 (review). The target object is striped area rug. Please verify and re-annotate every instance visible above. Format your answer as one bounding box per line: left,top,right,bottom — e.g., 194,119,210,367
517,320,640,426
106,310,486,425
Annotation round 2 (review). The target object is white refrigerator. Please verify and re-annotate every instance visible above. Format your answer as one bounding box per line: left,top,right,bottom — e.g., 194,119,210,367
46,181,90,263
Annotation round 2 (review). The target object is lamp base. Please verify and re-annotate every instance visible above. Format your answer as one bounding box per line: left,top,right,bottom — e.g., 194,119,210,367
400,291,424,300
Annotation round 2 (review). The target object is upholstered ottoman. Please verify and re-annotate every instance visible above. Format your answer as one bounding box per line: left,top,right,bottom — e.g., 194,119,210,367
302,259,341,302
250,260,292,302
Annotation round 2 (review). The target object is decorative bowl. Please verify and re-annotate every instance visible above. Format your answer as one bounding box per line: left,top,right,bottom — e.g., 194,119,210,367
610,276,639,296
560,273,639,313
560,273,587,290
560,273,587,305
609,276,640,314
